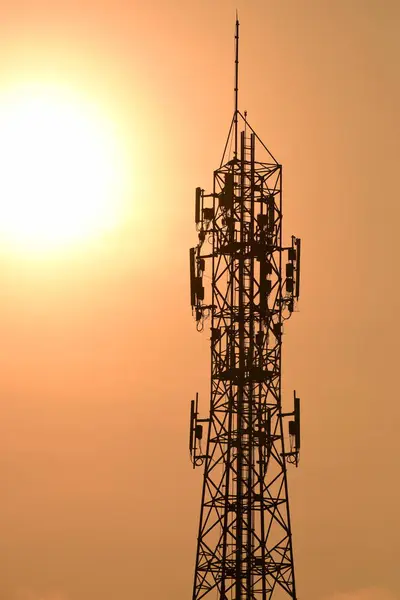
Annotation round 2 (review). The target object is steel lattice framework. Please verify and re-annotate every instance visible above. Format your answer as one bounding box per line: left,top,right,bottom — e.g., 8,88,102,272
189,20,301,600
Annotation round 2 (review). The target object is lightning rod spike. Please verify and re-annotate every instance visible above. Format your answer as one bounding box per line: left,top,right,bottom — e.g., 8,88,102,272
234,14,239,159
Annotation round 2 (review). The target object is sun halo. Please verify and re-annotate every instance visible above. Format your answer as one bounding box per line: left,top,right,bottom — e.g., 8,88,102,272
0,84,127,254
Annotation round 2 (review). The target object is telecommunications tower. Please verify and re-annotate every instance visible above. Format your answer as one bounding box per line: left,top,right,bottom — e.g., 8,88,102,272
189,19,302,600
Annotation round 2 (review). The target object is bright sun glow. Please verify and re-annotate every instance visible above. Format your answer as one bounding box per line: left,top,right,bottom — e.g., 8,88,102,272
0,84,126,252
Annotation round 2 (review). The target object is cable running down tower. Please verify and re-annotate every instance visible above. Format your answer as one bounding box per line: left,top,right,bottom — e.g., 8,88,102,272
189,19,302,600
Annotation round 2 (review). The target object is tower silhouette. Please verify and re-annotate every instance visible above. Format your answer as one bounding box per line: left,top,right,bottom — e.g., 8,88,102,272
189,19,302,600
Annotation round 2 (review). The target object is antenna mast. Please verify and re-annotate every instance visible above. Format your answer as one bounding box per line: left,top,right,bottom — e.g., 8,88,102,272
234,14,239,159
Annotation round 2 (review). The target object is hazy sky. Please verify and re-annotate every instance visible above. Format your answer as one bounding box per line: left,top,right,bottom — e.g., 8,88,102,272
0,1,399,599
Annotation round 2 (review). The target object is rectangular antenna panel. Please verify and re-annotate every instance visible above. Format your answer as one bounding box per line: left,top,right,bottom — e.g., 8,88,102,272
294,394,300,449
296,238,301,298
190,248,196,306
195,188,201,224
189,399,195,453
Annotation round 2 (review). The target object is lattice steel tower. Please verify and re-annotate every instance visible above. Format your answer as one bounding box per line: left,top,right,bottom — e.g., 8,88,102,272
189,19,302,600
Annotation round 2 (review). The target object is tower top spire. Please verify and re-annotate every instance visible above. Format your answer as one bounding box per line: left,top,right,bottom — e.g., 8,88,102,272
234,14,239,158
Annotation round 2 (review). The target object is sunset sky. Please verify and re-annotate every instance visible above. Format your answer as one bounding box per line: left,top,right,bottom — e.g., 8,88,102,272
0,1,399,599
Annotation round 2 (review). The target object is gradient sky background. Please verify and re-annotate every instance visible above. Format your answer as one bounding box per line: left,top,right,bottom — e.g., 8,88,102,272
0,1,399,599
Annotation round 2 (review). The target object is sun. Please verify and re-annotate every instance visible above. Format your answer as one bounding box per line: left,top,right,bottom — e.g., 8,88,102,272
0,83,126,252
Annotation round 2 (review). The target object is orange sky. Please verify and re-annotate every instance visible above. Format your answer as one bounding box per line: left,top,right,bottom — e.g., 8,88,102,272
0,1,399,599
